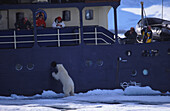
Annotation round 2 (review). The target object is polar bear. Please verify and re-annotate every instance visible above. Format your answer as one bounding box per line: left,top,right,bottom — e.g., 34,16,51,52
52,64,74,97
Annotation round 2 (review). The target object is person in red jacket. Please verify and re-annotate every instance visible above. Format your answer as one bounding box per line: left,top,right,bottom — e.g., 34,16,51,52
36,15,46,28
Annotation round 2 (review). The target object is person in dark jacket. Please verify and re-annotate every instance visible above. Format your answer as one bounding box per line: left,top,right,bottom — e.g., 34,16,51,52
124,27,137,44
15,17,31,30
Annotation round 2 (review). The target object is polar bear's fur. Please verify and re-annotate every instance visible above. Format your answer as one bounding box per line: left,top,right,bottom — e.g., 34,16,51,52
52,64,74,97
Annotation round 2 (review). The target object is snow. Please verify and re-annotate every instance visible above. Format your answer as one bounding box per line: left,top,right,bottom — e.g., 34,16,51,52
0,86,170,111
108,0,170,31
121,5,170,21
124,86,161,95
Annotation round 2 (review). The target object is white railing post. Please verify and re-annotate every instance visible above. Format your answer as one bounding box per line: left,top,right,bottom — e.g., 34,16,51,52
57,29,60,47
95,27,98,45
14,30,17,49
79,28,81,44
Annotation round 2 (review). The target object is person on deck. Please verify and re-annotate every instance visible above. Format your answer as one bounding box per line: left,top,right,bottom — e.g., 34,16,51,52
52,16,65,28
36,15,46,28
141,25,152,43
15,17,31,30
124,27,137,44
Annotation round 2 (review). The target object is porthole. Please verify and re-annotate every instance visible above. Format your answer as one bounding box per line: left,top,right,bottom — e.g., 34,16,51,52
15,64,23,71
126,50,132,56
85,60,93,67
97,60,103,66
131,70,137,77
143,69,148,76
27,63,34,70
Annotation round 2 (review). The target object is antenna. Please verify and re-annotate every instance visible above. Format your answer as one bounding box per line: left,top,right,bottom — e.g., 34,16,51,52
141,2,144,29
162,0,163,19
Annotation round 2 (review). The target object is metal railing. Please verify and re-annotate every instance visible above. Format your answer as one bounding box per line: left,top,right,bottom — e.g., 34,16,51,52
37,28,81,47
0,30,34,49
83,27,115,45
0,26,115,49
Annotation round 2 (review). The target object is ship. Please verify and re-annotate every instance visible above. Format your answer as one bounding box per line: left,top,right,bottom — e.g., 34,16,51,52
0,0,170,96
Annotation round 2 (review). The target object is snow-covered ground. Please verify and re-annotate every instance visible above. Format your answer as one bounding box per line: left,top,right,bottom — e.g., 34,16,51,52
0,86,170,111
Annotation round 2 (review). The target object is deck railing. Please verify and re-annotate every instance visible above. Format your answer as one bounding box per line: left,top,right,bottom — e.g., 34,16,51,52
0,26,115,49
83,26,115,45
37,27,81,47
0,30,34,49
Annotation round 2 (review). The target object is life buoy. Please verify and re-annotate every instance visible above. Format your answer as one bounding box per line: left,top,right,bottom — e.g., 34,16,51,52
35,9,47,21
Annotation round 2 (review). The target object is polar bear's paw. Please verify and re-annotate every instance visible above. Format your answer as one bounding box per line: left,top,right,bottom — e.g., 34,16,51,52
52,72,59,80
52,72,56,77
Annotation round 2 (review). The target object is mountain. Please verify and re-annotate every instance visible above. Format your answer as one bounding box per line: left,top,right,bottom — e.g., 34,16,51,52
108,0,170,32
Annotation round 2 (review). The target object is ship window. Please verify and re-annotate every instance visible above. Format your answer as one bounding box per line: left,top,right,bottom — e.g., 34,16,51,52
62,10,71,21
85,9,93,20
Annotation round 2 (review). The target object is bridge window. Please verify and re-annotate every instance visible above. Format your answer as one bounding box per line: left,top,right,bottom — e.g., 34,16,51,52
62,10,71,21
85,9,93,20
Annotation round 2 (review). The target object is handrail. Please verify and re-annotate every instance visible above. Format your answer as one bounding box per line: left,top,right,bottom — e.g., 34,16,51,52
14,30,16,49
83,32,115,42
57,29,60,47
0,41,34,44
0,26,114,48
37,27,81,47
37,33,79,37
83,28,115,45
84,38,111,45
0,35,34,38
38,39,79,43
0,30,34,49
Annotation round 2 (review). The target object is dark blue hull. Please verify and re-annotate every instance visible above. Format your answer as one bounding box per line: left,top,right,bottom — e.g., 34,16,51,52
0,41,170,96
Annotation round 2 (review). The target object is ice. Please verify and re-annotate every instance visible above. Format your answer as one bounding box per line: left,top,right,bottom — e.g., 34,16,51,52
0,86,170,111
124,86,161,95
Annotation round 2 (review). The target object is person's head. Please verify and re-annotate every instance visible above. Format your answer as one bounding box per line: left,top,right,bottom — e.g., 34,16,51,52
130,27,135,31
39,15,43,20
147,25,151,30
24,17,28,21
55,16,62,23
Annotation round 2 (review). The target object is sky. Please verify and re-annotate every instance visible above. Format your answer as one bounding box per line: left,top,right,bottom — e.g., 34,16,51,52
108,0,170,31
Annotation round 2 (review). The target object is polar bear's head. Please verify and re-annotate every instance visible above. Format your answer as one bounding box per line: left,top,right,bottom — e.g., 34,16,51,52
51,61,57,68
56,64,67,73
57,64,64,69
